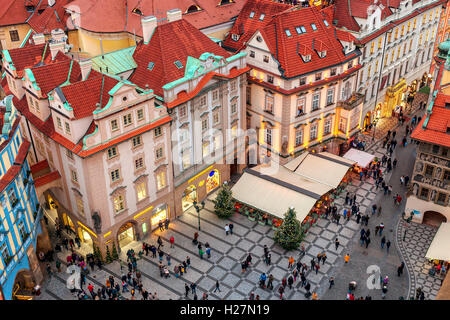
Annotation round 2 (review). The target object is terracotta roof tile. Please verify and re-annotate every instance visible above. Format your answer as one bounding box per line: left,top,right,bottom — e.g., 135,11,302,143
0,0,34,26
130,18,230,96
34,170,61,188
28,0,72,34
222,0,292,52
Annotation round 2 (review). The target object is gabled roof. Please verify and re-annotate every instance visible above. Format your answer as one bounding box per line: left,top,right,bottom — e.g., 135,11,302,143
222,0,292,52
28,0,73,34
258,5,357,78
335,28,356,42
59,71,119,119
0,0,34,27
65,0,246,35
91,46,137,75
411,93,450,148
130,18,230,97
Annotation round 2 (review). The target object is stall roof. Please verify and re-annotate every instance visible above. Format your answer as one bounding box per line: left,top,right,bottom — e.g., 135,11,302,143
343,148,375,168
231,171,318,223
425,223,450,261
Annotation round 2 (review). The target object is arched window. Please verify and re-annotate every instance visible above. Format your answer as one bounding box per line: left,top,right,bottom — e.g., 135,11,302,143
132,8,143,15
187,5,200,13
219,0,233,5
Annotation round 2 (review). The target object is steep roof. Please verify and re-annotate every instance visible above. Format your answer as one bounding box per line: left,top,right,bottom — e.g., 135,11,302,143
130,18,230,97
259,5,357,78
222,0,292,52
91,46,137,75
28,0,73,34
65,0,246,34
411,93,450,148
0,0,34,27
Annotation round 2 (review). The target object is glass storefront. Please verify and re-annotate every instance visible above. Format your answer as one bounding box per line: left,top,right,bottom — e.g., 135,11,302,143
182,185,197,212
206,170,220,193
118,222,135,248
151,205,168,230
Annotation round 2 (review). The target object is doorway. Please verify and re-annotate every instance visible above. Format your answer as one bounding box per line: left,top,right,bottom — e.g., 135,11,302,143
182,185,197,212
118,222,135,249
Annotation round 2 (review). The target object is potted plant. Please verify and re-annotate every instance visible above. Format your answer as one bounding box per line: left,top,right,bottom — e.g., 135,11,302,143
258,213,266,226
248,210,256,221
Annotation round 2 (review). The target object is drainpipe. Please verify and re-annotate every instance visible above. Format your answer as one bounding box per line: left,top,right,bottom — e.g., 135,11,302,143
25,117,38,163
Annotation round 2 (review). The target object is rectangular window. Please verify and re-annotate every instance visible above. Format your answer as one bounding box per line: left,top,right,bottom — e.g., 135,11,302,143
420,187,429,200
425,165,434,177
315,72,322,81
265,94,274,113
285,29,292,37
132,135,142,147
324,119,332,135
137,109,144,121
201,118,208,131
265,128,272,145
299,77,306,86
312,93,320,111
18,220,27,241
137,182,147,201
339,118,347,132
0,242,11,265
444,170,450,182
135,157,144,170
111,119,118,131
71,170,78,183
213,113,220,124
432,145,440,154
330,68,337,76
295,129,303,146
154,127,162,137
310,124,317,140
250,50,255,58
267,75,274,84
179,106,187,118
77,198,85,217
263,55,269,63
156,147,164,160
123,114,132,126
202,142,210,158
199,96,207,107
182,151,191,169
437,193,446,204
56,117,62,129
230,81,237,92
231,103,237,114
9,30,19,42
311,23,317,31
113,195,124,213
296,98,305,116
64,122,71,135
111,169,120,182
157,171,166,190
66,149,74,160
212,90,218,101
107,147,118,159
326,88,334,105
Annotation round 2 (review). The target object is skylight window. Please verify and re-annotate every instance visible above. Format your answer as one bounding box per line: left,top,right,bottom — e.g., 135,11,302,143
174,60,183,69
249,11,255,18
323,19,329,27
295,26,306,34
259,13,265,21
285,29,292,37
148,62,154,70
311,23,317,31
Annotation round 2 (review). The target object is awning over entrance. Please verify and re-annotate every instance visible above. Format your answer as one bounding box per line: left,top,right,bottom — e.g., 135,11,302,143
343,148,375,168
425,222,450,261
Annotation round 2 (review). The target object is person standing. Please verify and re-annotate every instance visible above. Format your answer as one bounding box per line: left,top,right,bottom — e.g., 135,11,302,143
165,218,170,230
321,253,327,265
335,238,340,251
381,236,386,249
229,223,234,235
344,254,350,263
288,256,294,269
184,283,190,298
225,224,230,236
329,277,335,289
190,282,197,295
365,236,371,248
379,223,385,236
158,221,164,232
199,248,204,259
267,274,274,290
278,285,284,299
213,280,221,293
169,235,175,248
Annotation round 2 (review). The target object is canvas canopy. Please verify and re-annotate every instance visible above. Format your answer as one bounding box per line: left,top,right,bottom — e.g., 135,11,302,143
343,148,375,168
425,223,450,261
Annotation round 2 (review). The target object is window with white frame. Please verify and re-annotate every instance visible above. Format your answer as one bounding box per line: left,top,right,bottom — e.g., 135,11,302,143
137,109,144,121
201,118,208,131
324,118,332,135
265,127,272,145
213,112,220,124
212,90,218,101
66,149,74,160
339,117,347,132
64,122,71,135
296,98,305,116
18,220,27,241
113,195,124,213
132,135,142,147
230,80,237,91
123,113,132,126
0,242,11,265
107,147,118,159
330,68,337,76
202,142,210,158
312,93,320,111
310,124,318,140
199,95,207,107
326,88,334,105
315,72,322,81
136,182,147,201
267,75,274,84
135,157,144,170
182,151,191,169
295,128,303,146
341,81,351,100
264,94,274,113
110,169,120,182
111,119,119,131
56,117,62,129
299,77,306,86
179,105,187,118
155,147,164,160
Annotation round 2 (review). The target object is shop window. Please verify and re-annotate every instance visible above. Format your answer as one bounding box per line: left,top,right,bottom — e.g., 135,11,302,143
206,170,220,193
151,206,168,229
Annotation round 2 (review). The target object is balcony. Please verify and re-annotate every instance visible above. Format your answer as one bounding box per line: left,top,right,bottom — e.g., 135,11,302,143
336,93,365,111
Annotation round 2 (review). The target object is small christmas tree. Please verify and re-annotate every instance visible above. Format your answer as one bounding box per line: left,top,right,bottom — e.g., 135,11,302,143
212,184,234,219
274,207,304,250
105,245,113,264
112,242,119,260
95,244,103,262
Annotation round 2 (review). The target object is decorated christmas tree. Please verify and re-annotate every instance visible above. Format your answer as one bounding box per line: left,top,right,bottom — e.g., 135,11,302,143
105,245,113,264
212,184,234,219
274,207,304,250
112,242,119,260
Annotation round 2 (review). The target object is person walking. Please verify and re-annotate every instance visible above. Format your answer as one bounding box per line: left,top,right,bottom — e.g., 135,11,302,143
169,235,175,248
379,223,385,236
288,256,294,269
267,274,274,290
381,236,386,249
157,236,163,250
377,206,382,216
288,275,294,289
184,283,190,298
335,238,340,251
190,282,197,295
206,246,211,259
315,262,320,274
397,262,405,277
278,285,285,300
321,253,327,265
213,280,221,293
386,240,391,253
365,236,371,248
344,254,350,264
329,277,335,289
229,223,234,235
381,285,388,299
158,221,164,232
198,248,204,260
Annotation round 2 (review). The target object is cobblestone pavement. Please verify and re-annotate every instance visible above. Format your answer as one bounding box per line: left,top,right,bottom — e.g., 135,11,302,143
397,222,446,300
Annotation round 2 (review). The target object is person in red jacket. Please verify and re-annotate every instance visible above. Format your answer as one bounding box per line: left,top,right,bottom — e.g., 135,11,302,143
170,235,175,248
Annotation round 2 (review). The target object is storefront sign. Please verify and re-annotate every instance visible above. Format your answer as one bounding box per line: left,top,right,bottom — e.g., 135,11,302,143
133,206,154,220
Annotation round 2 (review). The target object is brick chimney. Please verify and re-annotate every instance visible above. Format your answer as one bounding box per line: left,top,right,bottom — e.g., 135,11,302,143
32,33,45,45
141,16,157,44
49,29,67,59
167,9,182,22
79,59,92,81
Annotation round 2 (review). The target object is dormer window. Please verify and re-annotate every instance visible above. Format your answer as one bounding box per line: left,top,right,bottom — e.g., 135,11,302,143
311,23,317,31
132,8,143,15
285,29,292,37
318,50,327,58
174,60,183,69
187,5,201,13
249,11,255,19
148,62,154,70
303,54,311,62
323,20,329,27
259,14,265,21
231,34,240,41
295,26,306,34
220,0,233,5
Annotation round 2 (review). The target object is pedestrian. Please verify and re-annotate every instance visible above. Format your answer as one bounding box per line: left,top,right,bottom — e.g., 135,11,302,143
375,225,380,236
199,248,204,259
329,277,335,289
184,283,190,298
335,238,340,251
159,221,164,232
322,253,327,265
169,235,175,248
386,240,391,253
377,206,382,216
166,253,171,266
379,223,385,236
288,275,294,289
190,282,197,295
345,192,350,205
381,236,386,249
381,285,388,299
344,254,350,263
229,223,234,235
267,253,271,265
55,260,61,273
404,175,410,186
315,262,320,274
278,285,284,299
312,292,318,300
288,256,294,269
365,236,371,248
165,218,170,230
310,258,315,270
267,274,274,290
292,268,298,282
213,280,221,293
372,204,377,215
157,236,163,250
317,252,322,264
225,224,230,236
206,246,211,259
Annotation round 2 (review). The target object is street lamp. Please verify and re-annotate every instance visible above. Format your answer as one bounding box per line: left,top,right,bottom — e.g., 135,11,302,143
193,200,205,231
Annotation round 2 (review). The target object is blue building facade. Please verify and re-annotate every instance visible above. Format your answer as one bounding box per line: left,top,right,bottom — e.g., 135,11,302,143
0,95,43,300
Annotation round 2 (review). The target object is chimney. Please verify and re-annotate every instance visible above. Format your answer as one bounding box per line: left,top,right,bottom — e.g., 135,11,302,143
167,9,182,22
79,59,92,81
49,29,67,59
48,0,56,6
32,33,45,45
141,16,157,44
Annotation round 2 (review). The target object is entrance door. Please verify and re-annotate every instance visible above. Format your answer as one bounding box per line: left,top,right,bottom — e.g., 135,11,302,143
118,223,135,248
182,185,197,212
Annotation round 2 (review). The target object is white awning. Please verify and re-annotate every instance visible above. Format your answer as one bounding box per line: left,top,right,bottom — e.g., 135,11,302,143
343,148,375,168
425,223,450,261
231,171,318,222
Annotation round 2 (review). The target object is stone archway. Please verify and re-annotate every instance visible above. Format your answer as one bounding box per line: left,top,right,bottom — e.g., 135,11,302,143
11,269,35,300
117,221,138,250
423,211,447,227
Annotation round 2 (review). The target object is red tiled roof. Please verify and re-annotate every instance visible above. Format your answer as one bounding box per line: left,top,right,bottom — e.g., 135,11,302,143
335,28,356,42
65,0,246,35
31,59,82,97
0,138,30,192
0,0,33,26
130,18,230,97
411,93,450,148
28,0,73,34
259,5,358,78
222,0,292,52
30,159,50,174
34,170,61,188
60,72,119,119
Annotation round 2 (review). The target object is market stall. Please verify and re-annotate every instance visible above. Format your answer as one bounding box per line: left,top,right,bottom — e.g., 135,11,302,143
425,223,450,261
343,148,375,169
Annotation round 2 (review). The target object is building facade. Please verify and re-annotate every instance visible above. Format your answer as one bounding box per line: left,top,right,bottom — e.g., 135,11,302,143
0,95,44,300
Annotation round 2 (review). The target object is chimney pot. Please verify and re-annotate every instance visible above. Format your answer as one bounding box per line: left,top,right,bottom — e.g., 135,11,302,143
32,33,45,45
80,59,92,80
167,9,182,22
